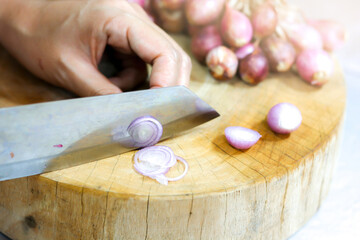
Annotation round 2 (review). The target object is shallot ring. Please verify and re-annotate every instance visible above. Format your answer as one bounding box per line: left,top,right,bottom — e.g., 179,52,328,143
166,156,189,182
127,115,163,147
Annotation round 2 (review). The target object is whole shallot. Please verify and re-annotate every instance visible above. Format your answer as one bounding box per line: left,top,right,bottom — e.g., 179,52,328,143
296,49,334,86
220,5,253,48
191,25,223,63
260,35,296,72
239,49,269,85
267,103,302,134
185,0,226,26
251,3,278,38
308,19,347,52
206,46,239,80
152,3,186,33
284,23,323,52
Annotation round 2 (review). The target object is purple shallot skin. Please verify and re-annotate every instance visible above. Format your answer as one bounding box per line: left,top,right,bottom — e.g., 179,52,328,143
308,19,346,52
234,43,255,60
221,5,253,48
239,49,269,85
260,35,296,72
191,25,223,63
206,46,239,80
267,103,302,134
284,23,323,52
296,49,334,86
251,3,278,38
127,115,163,148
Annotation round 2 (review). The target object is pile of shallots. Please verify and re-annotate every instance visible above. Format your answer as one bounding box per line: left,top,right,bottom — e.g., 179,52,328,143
128,0,346,86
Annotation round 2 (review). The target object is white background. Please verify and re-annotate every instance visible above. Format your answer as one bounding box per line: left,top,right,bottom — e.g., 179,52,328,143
287,0,360,239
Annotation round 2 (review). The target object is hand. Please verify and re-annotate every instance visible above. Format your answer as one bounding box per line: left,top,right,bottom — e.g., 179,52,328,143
0,0,192,96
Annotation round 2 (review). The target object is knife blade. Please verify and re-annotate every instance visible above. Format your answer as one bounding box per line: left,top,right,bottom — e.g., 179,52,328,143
0,86,219,181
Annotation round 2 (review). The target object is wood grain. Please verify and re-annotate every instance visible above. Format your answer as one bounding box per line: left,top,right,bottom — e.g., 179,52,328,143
0,35,345,240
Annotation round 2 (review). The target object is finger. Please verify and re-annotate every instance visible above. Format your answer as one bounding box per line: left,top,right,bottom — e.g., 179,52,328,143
125,8,192,87
104,14,191,88
56,55,122,97
129,3,188,59
108,1,191,87
128,8,192,87
149,46,191,88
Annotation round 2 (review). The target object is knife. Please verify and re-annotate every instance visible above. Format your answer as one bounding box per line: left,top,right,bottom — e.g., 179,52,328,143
0,86,219,181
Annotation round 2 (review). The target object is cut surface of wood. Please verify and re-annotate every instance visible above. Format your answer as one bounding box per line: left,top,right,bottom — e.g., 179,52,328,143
0,35,345,240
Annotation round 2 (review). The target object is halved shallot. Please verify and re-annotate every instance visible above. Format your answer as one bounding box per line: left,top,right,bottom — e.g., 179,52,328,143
225,126,261,150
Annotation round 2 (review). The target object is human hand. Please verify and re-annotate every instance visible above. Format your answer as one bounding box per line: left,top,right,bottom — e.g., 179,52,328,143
0,0,191,96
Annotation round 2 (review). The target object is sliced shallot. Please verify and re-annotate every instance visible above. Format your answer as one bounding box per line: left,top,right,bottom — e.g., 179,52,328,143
127,115,163,147
225,126,261,150
133,146,188,185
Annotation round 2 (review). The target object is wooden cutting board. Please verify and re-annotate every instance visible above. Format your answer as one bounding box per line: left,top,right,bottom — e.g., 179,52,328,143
0,35,345,240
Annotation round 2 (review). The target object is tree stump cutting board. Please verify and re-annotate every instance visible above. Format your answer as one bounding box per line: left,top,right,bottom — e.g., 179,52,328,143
0,35,345,240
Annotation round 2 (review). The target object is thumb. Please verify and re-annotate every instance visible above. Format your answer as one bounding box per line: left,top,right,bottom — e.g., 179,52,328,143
61,57,122,97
